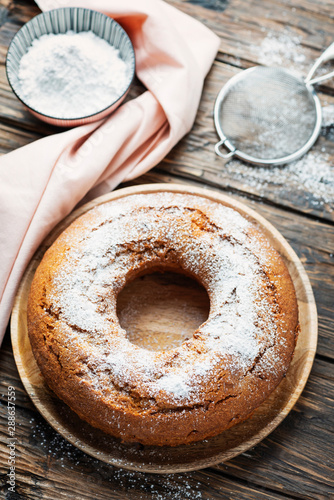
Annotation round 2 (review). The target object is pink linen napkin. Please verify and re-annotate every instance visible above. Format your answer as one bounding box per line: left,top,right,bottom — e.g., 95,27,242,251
0,0,219,345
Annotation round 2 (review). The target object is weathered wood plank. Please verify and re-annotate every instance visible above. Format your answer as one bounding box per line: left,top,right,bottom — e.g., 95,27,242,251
0,0,333,221
175,0,334,62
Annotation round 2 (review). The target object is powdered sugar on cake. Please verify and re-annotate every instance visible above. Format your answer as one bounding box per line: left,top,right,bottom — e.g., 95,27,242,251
48,193,283,405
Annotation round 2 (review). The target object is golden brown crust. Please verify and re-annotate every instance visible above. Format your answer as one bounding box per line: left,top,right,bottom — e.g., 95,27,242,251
27,193,299,446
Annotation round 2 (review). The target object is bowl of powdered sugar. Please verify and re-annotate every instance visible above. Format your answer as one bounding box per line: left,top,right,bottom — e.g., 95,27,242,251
6,8,135,126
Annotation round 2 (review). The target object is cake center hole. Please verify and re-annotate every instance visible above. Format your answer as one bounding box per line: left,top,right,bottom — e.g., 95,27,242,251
117,271,210,352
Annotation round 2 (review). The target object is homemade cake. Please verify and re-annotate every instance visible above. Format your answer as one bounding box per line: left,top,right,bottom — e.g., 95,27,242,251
27,191,299,446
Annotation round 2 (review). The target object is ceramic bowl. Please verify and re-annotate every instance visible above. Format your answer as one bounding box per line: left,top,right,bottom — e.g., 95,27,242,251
6,7,135,127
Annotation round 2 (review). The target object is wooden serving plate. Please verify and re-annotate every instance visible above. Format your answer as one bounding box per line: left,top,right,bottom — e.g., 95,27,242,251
11,184,317,473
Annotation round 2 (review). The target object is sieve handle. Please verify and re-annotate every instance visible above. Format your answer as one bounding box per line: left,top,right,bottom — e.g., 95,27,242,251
305,41,334,86
215,140,235,159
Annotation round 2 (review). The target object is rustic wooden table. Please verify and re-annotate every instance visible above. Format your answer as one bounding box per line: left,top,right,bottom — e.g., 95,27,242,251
0,1,333,499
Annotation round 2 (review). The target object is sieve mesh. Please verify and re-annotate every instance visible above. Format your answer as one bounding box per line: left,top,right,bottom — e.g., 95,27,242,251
218,67,317,160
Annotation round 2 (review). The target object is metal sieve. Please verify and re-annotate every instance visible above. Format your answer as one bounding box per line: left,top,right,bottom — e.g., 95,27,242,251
214,42,334,166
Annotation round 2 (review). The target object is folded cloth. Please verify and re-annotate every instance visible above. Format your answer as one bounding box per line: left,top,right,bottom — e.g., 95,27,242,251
0,0,219,345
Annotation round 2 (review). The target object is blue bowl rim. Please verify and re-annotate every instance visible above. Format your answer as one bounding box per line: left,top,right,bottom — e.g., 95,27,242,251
6,7,136,123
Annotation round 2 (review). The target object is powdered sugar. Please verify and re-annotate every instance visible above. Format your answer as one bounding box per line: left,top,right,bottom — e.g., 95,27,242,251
155,373,191,400
17,31,130,118
256,30,307,73
45,193,287,405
